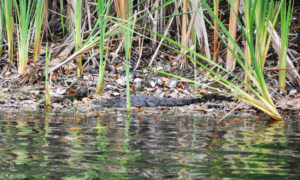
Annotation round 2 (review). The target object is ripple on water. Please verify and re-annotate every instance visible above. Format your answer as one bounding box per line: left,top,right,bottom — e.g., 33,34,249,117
0,111,299,179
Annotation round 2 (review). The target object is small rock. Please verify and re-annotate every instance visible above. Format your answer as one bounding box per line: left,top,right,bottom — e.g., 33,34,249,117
155,88,163,94
150,79,156,88
130,71,141,80
167,77,178,88
156,77,164,86
116,76,126,87
112,91,120,96
134,78,142,90
149,77,163,87
289,89,297,96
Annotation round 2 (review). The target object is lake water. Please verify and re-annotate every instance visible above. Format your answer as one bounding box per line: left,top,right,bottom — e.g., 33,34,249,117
0,110,299,179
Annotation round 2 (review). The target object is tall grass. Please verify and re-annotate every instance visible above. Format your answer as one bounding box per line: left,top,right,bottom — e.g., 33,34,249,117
72,0,83,77
212,0,220,62
45,44,51,108
96,0,111,95
0,6,4,57
146,0,284,120
0,0,13,63
226,0,240,71
254,0,276,69
14,0,35,73
59,0,65,34
279,0,293,93
123,1,136,111
32,0,45,63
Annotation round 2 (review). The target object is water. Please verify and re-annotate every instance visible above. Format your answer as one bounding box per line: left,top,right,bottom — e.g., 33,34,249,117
0,110,299,179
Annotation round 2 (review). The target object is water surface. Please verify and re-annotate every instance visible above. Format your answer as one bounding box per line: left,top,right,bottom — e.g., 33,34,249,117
0,110,299,179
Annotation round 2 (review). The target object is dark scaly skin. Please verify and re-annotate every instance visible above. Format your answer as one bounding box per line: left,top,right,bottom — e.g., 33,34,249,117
92,94,233,108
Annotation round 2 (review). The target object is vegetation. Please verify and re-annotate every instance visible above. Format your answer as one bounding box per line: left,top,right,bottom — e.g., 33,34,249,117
1,0,13,62
0,0,298,121
279,0,294,93
72,0,83,77
32,0,45,63
45,44,51,108
96,0,110,95
14,0,35,73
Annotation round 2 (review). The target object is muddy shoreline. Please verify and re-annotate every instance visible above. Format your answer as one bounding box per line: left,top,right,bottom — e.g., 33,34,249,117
0,68,299,118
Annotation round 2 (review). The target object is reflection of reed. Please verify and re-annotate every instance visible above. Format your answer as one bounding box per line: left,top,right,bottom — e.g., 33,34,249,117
0,112,299,179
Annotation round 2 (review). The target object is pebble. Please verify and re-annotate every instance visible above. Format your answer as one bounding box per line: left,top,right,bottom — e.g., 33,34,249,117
134,78,143,90
116,76,127,87
167,77,178,88
149,77,164,87
289,89,297,96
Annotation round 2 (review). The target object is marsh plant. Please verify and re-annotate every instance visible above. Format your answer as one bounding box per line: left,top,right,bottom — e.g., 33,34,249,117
45,44,52,108
0,0,297,121
0,0,13,63
0,6,4,56
32,0,45,63
123,2,136,111
148,0,287,120
71,0,83,77
14,0,35,73
96,0,110,95
279,0,293,93
59,0,66,34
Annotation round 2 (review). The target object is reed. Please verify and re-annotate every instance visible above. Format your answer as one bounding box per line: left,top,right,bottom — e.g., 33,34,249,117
0,0,13,63
0,6,4,56
279,0,293,93
146,0,284,120
32,0,45,63
59,0,65,34
14,0,35,73
192,28,197,91
72,0,83,77
45,44,51,108
226,0,240,71
96,0,111,95
212,0,220,62
181,0,188,65
123,1,136,111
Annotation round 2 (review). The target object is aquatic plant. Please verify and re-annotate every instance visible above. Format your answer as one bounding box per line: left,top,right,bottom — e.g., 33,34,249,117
123,1,136,111
59,0,66,34
226,0,240,71
45,44,52,108
0,0,13,63
14,0,35,73
114,0,136,110
212,0,220,62
71,0,83,77
146,0,285,120
279,0,293,93
0,6,4,56
96,0,110,95
32,0,45,63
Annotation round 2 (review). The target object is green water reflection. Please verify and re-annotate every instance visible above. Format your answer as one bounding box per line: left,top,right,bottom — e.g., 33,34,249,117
0,111,299,179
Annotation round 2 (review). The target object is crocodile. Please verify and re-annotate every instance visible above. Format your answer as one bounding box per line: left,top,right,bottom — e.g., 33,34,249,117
92,94,233,108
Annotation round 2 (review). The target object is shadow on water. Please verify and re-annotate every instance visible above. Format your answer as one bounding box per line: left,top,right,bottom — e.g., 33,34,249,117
0,110,299,179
